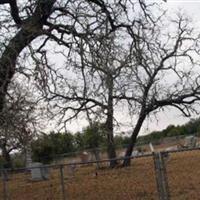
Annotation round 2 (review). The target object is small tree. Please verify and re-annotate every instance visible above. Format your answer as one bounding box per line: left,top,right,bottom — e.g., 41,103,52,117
83,122,106,165
32,131,75,164
83,122,106,149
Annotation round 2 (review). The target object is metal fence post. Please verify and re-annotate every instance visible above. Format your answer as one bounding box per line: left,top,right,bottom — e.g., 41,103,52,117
1,169,9,200
153,152,170,200
60,165,66,200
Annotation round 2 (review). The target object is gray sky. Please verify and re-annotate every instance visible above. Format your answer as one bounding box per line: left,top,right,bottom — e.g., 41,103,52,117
53,1,200,135
165,0,200,20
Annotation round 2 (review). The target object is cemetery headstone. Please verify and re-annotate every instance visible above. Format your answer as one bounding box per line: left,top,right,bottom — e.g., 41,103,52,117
30,162,49,181
66,161,76,178
132,150,139,157
149,143,155,152
80,151,89,163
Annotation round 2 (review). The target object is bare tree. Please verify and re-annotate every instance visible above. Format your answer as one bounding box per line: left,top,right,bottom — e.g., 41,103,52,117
17,0,157,167
0,0,176,168
35,30,132,167
0,0,142,112
0,0,133,168
116,14,200,166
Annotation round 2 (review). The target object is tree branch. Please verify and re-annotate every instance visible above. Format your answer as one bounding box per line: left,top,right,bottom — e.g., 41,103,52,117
0,0,22,25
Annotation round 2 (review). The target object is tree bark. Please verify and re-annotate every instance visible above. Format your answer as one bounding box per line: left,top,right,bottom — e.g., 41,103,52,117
1,143,12,168
0,27,42,111
123,113,146,167
105,75,117,168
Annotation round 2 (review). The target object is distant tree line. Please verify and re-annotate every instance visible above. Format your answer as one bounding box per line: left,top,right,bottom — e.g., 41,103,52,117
1,118,200,167
32,118,200,164
137,118,200,145
31,122,130,164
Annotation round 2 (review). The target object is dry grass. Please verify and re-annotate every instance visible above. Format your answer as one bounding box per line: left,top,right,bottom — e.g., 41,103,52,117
0,150,200,200
65,157,157,200
167,150,200,200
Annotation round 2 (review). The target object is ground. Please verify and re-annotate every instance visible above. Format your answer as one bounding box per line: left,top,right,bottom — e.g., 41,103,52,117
0,149,200,200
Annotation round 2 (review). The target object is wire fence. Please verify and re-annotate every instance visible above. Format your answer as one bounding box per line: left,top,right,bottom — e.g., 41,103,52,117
1,147,200,200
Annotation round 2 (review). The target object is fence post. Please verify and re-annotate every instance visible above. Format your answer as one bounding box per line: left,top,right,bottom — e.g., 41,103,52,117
1,169,9,200
153,152,170,200
59,165,66,200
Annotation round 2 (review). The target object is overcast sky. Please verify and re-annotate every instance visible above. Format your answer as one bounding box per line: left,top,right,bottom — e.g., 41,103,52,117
165,0,200,20
53,1,200,135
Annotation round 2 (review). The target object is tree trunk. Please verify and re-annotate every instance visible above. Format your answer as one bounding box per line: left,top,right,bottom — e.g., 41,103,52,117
105,117,117,168
1,144,12,169
105,75,117,168
123,114,146,167
0,0,56,112
0,27,42,111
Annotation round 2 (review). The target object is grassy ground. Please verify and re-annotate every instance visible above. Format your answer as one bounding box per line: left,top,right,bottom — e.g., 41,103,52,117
0,149,200,200
167,150,200,200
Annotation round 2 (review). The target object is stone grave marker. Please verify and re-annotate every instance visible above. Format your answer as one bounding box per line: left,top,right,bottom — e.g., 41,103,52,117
66,162,77,178
80,151,89,163
30,162,49,181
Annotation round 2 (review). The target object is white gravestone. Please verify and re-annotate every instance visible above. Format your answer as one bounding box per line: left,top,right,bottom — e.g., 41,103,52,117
149,143,155,152
80,151,89,163
66,162,77,178
30,162,49,181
